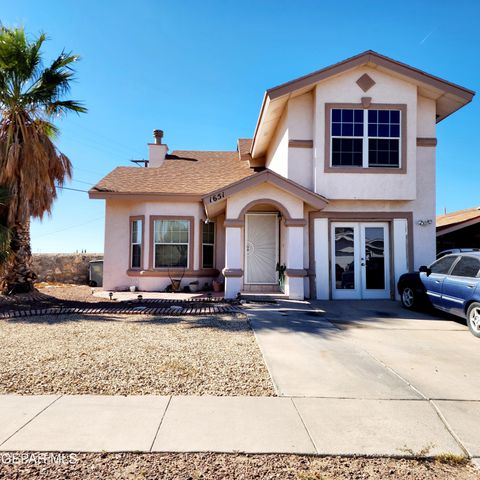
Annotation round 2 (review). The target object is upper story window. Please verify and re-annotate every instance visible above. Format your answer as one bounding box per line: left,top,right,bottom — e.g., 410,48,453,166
331,108,401,169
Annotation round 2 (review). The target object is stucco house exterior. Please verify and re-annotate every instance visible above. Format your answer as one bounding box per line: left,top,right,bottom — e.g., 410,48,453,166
89,51,474,300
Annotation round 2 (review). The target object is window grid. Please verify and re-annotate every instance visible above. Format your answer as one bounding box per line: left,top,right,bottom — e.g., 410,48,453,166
131,219,142,269
202,222,215,269
330,108,401,169
153,219,190,268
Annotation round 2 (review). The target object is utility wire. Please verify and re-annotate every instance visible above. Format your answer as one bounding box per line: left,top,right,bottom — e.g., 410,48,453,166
56,185,89,193
34,216,105,238
70,179,95,186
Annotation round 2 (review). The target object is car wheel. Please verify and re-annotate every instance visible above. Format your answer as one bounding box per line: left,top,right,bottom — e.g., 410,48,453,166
466,303,480,338
400,286,417,310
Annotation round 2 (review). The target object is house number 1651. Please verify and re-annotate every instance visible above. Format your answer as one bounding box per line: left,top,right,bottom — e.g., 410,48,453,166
209,192,225,203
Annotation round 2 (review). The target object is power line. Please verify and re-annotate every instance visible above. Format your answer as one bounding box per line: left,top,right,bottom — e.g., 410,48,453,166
56,185,89,193
70,179,95,186
34,216,105,238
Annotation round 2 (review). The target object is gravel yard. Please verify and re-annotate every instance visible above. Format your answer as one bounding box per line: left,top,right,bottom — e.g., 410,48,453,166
0,453,477,479
0,312,274,395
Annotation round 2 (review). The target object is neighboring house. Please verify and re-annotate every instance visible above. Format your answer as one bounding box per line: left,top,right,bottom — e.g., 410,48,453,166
89,50,474,300
437,207,480,253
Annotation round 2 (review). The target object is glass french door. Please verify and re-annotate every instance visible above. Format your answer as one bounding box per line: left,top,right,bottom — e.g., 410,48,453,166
331,222,390,299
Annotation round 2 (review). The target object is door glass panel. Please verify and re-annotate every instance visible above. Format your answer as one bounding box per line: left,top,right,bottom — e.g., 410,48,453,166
364,227,385,289
334,227,355,289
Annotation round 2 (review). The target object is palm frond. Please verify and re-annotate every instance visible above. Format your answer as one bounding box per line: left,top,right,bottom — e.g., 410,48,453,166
0,26,86,224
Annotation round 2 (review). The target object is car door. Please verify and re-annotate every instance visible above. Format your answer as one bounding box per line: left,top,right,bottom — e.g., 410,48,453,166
421,255,459,308
441,256,480,316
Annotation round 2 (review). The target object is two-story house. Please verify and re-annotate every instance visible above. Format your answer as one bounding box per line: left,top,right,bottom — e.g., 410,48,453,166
89,51,474,300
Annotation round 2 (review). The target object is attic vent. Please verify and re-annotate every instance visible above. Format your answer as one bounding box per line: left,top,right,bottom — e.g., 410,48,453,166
356,73,375,92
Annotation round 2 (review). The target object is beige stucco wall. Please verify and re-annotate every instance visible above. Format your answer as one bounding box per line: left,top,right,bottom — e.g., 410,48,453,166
103,199,216,291
313,66,418,200
226,183,305,219
265,109,288,176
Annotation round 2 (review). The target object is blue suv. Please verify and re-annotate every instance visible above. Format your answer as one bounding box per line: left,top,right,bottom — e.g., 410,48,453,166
397,252,480,338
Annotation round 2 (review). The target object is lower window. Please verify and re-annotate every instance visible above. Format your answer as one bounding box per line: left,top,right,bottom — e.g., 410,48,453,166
202,222,215,269
153,219,189,268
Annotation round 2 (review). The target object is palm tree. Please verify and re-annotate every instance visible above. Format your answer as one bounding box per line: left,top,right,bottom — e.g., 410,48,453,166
0,27,86,294
0,188,11,266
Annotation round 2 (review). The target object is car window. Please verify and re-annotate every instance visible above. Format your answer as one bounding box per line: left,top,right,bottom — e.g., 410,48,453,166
450,256,480,278
430,255,458,274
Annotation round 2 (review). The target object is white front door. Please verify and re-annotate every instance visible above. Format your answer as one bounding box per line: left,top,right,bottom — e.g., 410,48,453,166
331,222,390,299
245,213,278,284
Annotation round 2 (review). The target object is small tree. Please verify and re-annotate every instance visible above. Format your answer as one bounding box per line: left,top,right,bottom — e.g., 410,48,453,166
0,27,86,293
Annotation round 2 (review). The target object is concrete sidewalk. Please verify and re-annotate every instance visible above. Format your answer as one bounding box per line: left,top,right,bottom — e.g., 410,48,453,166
0,394,477,459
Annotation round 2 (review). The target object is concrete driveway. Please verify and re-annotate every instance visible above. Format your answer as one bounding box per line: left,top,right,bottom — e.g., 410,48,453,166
247,299,479,400
247,299,480,459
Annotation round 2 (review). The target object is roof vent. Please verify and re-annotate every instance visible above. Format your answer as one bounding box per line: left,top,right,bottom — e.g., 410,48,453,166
153,129,164,144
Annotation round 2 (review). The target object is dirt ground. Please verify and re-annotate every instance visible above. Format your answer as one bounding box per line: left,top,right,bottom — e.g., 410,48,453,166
0,311,273,395
0,452,477,480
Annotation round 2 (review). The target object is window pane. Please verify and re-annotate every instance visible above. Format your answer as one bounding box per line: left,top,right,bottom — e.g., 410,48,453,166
450,257,480,278
202,245,214,268
332,138,363,166
368,139,399,167
390,125,400,137
378,110,389,123
131,244,141,268
202,222,215,244
378,124,389,137
131,220,142,244
342,123,353,136
342,109,353,122
430,256,458,275
368,109,401,138
364,227,385,289
154,220,189,243
354,124,363,136
334,227,355,289
331,109,363,138
155,244,188,268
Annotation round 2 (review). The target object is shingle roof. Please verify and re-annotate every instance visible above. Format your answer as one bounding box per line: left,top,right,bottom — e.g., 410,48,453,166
90,150,255,196
437,207,480,229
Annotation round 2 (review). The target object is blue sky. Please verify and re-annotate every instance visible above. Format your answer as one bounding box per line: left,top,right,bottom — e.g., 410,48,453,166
3,0,479,253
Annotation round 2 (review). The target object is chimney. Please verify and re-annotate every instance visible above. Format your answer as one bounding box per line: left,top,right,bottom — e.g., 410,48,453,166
148,129,168,167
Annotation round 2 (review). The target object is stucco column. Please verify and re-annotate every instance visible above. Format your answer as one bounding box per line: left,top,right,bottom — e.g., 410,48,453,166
223,226,243,299
285,225,305,300
393,219,408,300
314,218,329,300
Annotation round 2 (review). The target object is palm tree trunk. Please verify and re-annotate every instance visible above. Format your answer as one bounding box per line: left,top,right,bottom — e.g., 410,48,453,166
2,219,36,294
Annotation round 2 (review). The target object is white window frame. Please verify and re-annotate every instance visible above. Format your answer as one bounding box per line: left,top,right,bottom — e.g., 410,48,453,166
330,109,402,169
153,219,190,269
130,219,142,269
202,221,215,269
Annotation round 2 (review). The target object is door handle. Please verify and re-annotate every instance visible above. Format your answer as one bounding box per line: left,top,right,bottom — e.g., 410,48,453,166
467,284,475,288
434,280,441,284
